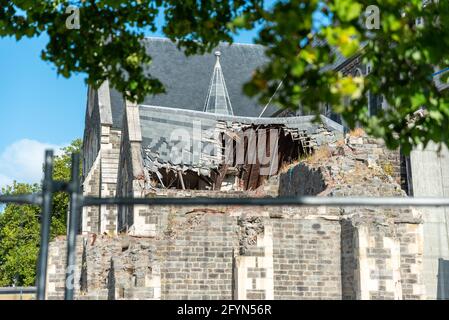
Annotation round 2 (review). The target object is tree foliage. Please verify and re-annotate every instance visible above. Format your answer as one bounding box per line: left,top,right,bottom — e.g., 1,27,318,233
0,139,82,287
51,139,83,236
0,183,41,286
1,1,449,152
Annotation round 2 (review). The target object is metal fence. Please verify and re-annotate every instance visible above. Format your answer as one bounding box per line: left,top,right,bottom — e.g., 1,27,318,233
2,150,449,300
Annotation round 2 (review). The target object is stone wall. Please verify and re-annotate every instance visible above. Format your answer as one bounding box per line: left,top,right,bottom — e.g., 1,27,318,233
159,214,237,300
46,237,84,300
278,163,326,197
81,84,123,236
394,221,424,299
341,219,356,299
59,131,426,300
354,221,403,299
82,88,101,180
272,218,341,299
47,204,424,300
99,128,121,234
82,153,101,234
128,189,251,238
82,127,121,235
345,134,402,186
408,143,449,299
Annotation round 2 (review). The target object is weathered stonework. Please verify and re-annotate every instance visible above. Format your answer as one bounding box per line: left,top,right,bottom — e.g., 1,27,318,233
46,237,84,300
99,127,121,234
72,89,427,300
47,208,423,300
48,131,425,300
272,218,341,299
82,153,101,234
82,82,122,235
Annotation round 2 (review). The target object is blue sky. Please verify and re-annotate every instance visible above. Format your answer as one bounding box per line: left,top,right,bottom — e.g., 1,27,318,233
0,35,87,187
0,1,329,189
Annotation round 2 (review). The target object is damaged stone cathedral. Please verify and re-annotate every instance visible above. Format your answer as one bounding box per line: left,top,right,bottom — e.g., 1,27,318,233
46,37,449,300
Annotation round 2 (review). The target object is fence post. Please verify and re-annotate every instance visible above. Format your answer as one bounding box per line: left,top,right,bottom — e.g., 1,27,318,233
36,150,54,300
65,153,81,300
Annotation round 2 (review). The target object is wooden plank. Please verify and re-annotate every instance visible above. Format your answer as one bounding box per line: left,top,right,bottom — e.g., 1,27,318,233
214,164,229,190
178,170,186,190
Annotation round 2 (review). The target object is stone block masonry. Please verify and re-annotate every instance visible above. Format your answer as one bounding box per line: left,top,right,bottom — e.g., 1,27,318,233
235,217,274,300
82,153,101,234
46,237,84,300
159,214,237,300
82,127,121,235
50,131,425,300
272,219,341,299
46,204,424,300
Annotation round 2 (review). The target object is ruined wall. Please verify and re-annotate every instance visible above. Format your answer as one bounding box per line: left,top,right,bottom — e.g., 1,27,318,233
278,164,326,197
46,237,84,300
345,134,402,186
47,204,423,300
60,131,425,300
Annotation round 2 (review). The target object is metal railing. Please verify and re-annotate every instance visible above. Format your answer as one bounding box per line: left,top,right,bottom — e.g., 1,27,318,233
0,287,36,300
2,150,449,300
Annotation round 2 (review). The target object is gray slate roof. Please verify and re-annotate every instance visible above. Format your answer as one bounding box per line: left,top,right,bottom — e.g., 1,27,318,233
109,37,277,129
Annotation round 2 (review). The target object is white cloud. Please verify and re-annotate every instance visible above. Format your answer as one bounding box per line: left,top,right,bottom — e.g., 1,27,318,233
0,174,13,190
0,139,65,190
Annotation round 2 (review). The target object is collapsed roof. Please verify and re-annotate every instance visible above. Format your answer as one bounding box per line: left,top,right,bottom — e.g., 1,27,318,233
139,105,343,191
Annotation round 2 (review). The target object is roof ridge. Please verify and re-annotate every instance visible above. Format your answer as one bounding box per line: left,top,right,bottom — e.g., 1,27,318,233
142,36,264,48
142,36,172,42
139,104,307,122
138,104,343,133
